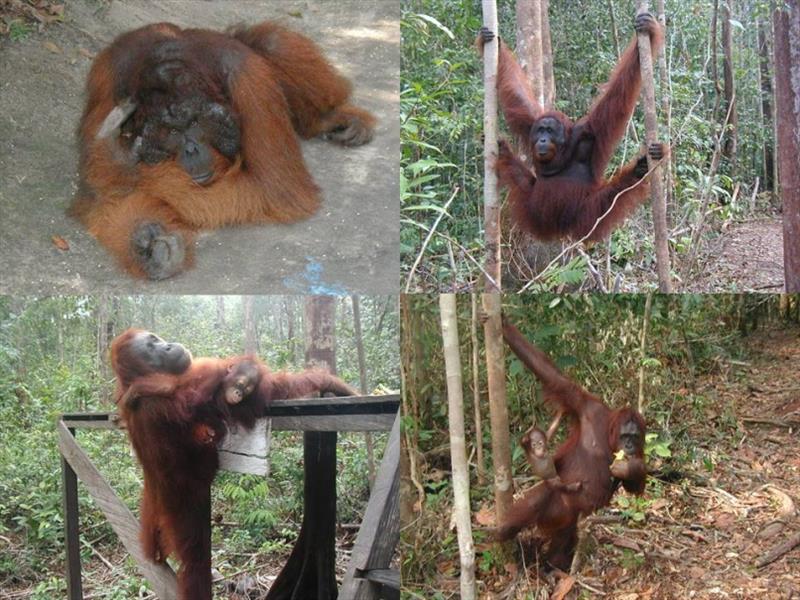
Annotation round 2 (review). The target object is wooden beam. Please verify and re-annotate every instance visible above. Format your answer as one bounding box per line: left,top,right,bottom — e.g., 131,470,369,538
340,413,400,599
61,394,400,433
56,421,177,599
269,413,395,432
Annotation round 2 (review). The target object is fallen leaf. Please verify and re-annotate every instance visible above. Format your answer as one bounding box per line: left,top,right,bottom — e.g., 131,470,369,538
43,41,62,54
475,506,495,527
551,575,575,600
78,47,94,59
715,513,736,529
52,235,69,251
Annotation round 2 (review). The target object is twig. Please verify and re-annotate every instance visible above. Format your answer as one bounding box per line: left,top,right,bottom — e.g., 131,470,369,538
404,186,460,292
681,92,736,278
576,247,607,292
80,537,115,571
403,220,500,291
742,416,797,428
755,531,800,568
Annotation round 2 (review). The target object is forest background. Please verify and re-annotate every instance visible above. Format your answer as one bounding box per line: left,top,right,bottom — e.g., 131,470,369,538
402,0,783,292
0,295,399,599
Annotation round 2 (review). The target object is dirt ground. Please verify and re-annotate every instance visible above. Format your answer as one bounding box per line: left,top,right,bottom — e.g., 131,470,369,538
497,327,800,599
0,0,399,294
686,218,785,293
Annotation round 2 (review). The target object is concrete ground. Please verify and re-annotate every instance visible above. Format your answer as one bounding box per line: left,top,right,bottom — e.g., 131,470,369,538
0,0,399,294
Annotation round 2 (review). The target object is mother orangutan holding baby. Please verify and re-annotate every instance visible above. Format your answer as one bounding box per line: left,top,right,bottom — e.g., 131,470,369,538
109,328,356,600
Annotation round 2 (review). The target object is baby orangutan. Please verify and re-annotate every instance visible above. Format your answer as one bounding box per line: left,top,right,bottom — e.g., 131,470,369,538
521,412,581,493
120,358,262,447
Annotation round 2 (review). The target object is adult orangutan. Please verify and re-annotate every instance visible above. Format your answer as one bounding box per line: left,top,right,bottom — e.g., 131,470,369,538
110,329,357,599
72,21,375,279
478,13,667,241
496,320,647,570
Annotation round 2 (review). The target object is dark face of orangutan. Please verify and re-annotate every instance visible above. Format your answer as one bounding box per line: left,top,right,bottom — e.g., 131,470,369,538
531,116,566,164
618,419,643,457
129,331,192,375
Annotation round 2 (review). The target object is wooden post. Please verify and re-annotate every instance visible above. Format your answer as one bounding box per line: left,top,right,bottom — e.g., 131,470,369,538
482,0,501,292
636,0,672,292
61,427,83,600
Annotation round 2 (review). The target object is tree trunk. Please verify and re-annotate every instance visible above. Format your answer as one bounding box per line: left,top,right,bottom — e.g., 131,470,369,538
541,0,555,107
243,296,257,355
352,295,375,489
400,297,424,513
215,296,226,330
774,3,800,292
481,293,513,522
470,294,486,485
637,293,653,415
516,0,544,106
439,294,476,600
267,296,339,600
711,0,721,122
721,0,737,166
482,0,501,292
758,19,774,193
636,0,672,293
656,0,673,219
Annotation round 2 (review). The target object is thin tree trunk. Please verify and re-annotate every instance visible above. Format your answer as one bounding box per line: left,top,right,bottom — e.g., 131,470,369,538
711,0,721,122
352,296,375,489
636,0,672,293
400,297,425,513
637,293,653,414
541,0,555,107
439,294,476,600
215,296,226,330
607,0,621,58
758,19,774,193
721,0,737,166
774,3,800,291
481,293,513,522
95,295,109,379
516,0,544,106
482,0,501,292
656,0,673,219
470,294,485,485
243,296,257,355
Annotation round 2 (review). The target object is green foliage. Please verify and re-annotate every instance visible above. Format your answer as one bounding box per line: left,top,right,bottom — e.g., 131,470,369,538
8,21,33,41
402,0,775,291
614,494,649,523
401,0,485,290
645,432,672,460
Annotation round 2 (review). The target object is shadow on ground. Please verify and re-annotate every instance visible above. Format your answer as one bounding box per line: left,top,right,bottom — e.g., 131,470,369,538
0,0,399,294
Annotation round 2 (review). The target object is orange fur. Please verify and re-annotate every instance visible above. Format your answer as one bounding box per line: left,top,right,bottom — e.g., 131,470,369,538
72,22,375,279
491,15,664,242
